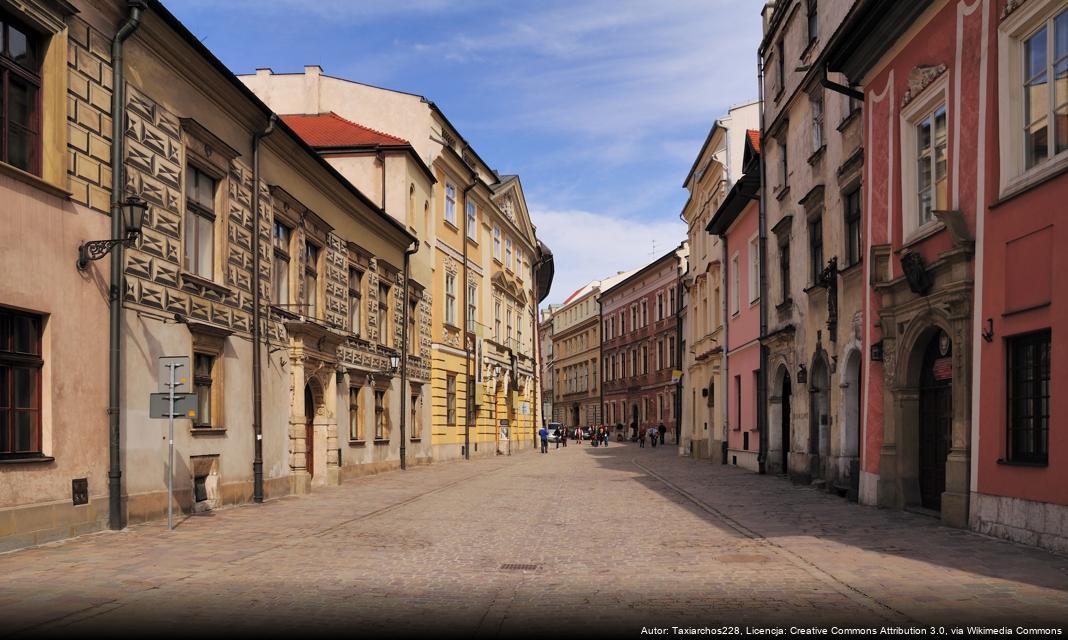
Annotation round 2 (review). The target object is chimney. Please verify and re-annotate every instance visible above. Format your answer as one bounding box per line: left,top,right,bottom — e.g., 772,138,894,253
303,65,323,115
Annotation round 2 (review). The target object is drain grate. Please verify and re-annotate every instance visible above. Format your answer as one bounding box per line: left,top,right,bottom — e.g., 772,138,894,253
500,563,539,571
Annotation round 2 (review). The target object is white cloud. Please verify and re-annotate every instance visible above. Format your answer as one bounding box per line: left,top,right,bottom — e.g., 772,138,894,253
531,204,686,306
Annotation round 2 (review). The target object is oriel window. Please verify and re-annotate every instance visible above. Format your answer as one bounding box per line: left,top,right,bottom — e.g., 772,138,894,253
0,13,40,174
185,166,217,278
0,308,42,456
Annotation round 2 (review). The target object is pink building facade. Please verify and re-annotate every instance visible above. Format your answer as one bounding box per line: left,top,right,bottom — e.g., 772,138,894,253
827,0,1067,551
600,246,688,443
708,133,763,471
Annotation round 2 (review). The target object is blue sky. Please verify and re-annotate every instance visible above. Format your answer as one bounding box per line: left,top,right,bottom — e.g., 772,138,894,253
165,0,765,305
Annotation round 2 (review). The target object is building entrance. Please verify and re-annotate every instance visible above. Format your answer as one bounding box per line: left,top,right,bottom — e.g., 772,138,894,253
918,332,952,511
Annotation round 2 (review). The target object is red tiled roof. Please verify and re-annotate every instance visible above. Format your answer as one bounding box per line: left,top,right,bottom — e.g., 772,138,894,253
281,112,409,148
747,129,760,153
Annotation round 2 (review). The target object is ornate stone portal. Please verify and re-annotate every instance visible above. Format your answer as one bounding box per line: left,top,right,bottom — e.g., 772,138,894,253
874,246,973,528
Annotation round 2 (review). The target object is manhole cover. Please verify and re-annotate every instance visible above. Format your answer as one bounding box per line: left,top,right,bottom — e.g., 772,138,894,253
500,563,539,571
716,554,770,564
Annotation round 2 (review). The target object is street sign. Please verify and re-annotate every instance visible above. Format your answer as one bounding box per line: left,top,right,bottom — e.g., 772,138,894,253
158,356,190,393
149,392,198,419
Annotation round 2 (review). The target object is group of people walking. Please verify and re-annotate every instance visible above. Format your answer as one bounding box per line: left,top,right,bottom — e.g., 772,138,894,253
537,422,670,453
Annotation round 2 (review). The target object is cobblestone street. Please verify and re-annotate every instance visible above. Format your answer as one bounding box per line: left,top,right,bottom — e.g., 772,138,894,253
2,443,1066,637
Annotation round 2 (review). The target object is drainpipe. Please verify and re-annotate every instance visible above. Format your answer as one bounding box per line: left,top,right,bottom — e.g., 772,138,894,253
399,241,419,470
107,0,145,532
377,148,387,209
251,113,277,502
674,256,685,448
757,53,770,476
720,233,730,464
462,178,476,460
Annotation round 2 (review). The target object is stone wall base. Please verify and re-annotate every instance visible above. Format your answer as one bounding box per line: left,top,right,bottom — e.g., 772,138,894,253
859,471,879,506
0,496,109,554
970,492,1068,555
727,448,759,472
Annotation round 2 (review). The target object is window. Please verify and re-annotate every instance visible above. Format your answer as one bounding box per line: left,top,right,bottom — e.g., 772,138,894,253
444,183,456,225
494,302,501,342
730,254,740,315
272,222,291,306
408,295,418,356
517,304,523,350
192,353,215,428
656,293,664,322
493,225,501,260
915,105,947,227
378,283,391,346
775,38,785,96
657,341,664,370
780,139,789,189
410,389,421,440
844,189,862,267
668,336,676,368
348,385,362,441
669,287,676,315
1007,330,1051,464
641,300,648,326
779,239,791,302
0,14,40,174
446,375,456,426
185,165,217,278
505,237,513,270
348,267,363,336
631,306,637,332
467,283,476,333
809,215,823,285
303,241,319,318
0,309,42,456
374,389,389,440
631,350,637,378
641,345,648,374
811,92,824,153
1023,9,1068,169
506,307,513,345
619,311,625,334
465,200,477,239
749,237,760,304
445,273,456,327
807,0,818,44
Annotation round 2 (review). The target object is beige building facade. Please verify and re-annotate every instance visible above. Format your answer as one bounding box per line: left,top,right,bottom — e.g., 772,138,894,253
551,284,603,427
760,0,864,495
680,101,760,461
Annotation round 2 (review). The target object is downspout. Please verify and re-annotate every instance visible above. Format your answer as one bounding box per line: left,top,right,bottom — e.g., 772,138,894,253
720,232,729,464
108,0,145,532
757,53,770,475
462,179,476,460
377,148,387,209
251,113,277,502
674,257,685,449
399,241,419,470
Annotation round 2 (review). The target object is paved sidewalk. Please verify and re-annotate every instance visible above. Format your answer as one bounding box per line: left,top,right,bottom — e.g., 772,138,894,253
0,442,1065,637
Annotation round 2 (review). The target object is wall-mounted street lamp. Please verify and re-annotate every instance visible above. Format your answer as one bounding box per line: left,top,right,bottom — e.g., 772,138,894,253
77,196,149,270
366,354,401,385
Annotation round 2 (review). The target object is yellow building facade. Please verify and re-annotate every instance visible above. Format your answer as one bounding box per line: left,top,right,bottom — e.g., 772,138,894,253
241,68,548,461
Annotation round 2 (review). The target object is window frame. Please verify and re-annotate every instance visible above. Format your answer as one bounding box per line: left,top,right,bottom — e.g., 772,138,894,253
444,272,457,327
1006,329,1051,465
444,182,457,226
808,214,824,286
465,199,477,240
348,266,364,337
303,240,320,319
730,253,740,316
0,308,43,457
0,13,42,175
493,225,501,260
446,374,457,426
899,74,949,241
184,164,219,280
843,188,862,267
373,388,389,441
999,1,1068,198
348,383,363,441
272,221,292,307
378,281,391,347
748,234,760,305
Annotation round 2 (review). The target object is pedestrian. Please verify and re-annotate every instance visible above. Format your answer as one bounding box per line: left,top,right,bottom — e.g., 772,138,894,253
658,423,667,446
539,425,548,453
602,427,609,447
639,427,646,448
561,427,567,447
553,426,561,449
650,428,658,448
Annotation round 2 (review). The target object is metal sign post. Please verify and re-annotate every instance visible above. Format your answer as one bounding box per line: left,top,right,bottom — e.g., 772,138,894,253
150,356,193,532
